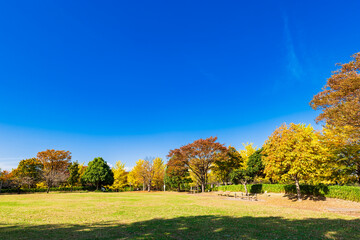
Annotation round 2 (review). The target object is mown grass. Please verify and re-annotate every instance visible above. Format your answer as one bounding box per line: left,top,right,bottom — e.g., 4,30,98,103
0,192,359,239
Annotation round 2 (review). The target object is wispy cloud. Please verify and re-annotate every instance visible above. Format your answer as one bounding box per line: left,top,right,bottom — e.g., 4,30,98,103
283,15,303,80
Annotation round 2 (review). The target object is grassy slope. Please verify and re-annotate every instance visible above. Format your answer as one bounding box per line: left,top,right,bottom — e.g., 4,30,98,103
0,192,359,240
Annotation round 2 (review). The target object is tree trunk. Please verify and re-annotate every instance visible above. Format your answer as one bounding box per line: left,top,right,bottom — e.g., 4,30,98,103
143,183,145,191
294,175,302,201
47,186,50,194
0,181,2,193
177,183,181,192
201,183,205,193
96,182,99,190
243,182,248,196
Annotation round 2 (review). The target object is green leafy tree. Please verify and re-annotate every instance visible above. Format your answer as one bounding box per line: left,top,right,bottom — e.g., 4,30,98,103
230,168,253,195
213,146,242,185
166,156,192,191
247,149,265,180
82,157,114,190
68,161,80,189
230,149,265,195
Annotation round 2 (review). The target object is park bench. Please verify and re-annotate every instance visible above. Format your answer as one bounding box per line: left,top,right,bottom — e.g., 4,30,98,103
217,191,224,196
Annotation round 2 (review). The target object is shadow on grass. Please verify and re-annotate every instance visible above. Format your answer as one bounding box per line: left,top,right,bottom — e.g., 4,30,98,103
1,215,359,240
284,193,327,202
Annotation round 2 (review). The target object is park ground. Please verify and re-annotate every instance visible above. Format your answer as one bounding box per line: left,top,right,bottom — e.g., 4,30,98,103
1,191,360,239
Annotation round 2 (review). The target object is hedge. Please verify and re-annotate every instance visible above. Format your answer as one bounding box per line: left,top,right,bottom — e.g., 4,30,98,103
218,184,360,202
0,186,89,193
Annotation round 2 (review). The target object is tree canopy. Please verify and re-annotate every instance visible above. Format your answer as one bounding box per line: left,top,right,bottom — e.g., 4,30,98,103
82,157,114,190
262,123,330,201
311,52,360,137
37,149,72,193
168,137,227,192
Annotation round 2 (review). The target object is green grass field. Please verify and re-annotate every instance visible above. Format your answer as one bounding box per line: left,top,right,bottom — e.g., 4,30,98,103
0,192,359,239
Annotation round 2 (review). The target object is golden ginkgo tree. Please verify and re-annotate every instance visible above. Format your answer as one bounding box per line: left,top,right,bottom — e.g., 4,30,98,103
262,123,330,201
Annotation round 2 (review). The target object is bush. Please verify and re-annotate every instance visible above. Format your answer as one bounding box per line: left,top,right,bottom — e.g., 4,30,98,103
0,186,94,194
218,184,360,202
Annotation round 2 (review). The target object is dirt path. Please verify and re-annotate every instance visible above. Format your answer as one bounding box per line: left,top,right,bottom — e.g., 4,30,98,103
196,192,360,217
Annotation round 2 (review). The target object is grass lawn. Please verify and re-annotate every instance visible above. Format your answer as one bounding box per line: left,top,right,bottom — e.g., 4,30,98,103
0,191,359,239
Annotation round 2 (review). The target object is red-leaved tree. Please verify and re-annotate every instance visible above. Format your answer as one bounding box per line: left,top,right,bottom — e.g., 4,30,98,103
168,137,227,192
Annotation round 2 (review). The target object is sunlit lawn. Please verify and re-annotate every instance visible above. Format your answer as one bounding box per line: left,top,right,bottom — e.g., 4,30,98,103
0,192,359,239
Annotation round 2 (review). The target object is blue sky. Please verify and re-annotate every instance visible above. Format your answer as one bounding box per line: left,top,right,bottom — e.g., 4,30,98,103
1,1,359,170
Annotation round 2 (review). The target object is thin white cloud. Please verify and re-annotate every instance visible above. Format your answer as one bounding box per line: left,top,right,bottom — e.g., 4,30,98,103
283,15,303,80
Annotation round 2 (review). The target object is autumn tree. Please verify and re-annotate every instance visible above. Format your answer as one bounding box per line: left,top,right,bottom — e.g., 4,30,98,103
82,157,114,190
13,158,43,188
37,150,72,193
168,137,227,193
213,146,242,185
239,143,258,168
143,158,156,192
262,123,330,201
166,155,192,191
0,169,12,193
152,157,165,190
68,161,80,189
110,161,128,191
310,52,360,138
130,159,147,191
321,124,360,184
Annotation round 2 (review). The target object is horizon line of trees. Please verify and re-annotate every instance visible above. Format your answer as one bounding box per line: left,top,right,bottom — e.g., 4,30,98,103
1,52,359,201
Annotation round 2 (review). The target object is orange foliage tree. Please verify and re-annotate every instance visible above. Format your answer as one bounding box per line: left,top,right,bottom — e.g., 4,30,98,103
310,52,360,137
168,137,227,193
37,149,72,193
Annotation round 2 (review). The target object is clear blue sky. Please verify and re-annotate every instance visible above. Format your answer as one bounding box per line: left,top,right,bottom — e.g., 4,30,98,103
1,1,359,170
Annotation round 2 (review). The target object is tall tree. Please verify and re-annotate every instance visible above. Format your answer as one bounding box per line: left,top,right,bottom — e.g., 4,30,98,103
152,157,165,190
37,150,71,193
239,143,258,163
310,52,360,138
13,158,43,188
143,158,156,192
247,149,265,180
82,157,114,190
166,155,191,192
262,123,330,201
321,124,360,184
168,137,227,193
229,149,264,195
213,146,242,185
68,161,80,189
130,159,147,191
110,160,128,191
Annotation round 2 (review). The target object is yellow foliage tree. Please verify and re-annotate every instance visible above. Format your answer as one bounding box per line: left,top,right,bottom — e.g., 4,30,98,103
239,143,258,168
152,157,165,190
129,159,146,191
263,123,330,201
109,161,128,191
322,124,360,184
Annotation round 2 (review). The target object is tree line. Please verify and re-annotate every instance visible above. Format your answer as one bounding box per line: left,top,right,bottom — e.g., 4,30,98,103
1,53,359,201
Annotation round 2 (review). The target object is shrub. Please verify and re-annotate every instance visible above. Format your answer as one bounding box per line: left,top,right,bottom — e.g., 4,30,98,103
218,184,360,202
